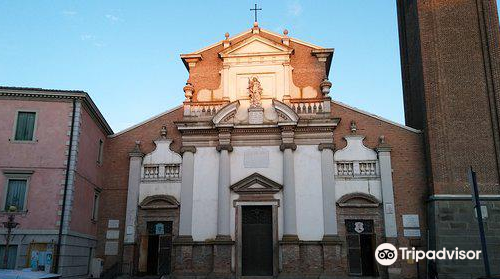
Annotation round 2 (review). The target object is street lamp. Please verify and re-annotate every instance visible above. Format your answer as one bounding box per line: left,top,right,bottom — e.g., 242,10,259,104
2,206,19,269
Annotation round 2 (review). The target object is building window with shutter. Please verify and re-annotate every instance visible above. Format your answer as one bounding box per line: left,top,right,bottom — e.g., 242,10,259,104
13,111,37,141
4,180,28,212
97,139,104,165
92,190,100,221
2,171,32,212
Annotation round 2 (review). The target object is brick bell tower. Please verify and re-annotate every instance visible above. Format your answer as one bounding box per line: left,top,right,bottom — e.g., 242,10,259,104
397,0,500,276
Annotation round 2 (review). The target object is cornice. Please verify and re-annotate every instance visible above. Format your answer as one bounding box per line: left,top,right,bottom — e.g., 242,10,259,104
0,87,113,135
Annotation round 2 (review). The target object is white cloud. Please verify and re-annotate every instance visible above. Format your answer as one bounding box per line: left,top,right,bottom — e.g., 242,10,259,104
93,42,107,48
80,34,94,41
105,14,121,22
62,10,77,16
80,34,106,47
287,1,302,17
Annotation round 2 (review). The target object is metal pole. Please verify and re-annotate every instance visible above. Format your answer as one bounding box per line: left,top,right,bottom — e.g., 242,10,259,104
2,212,18,269
3,226,10,268
468,166,491,278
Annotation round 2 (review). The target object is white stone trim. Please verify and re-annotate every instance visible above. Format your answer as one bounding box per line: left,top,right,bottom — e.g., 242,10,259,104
109,105,182,137
62,100,82,234
332,100,421,133
188,27,325,56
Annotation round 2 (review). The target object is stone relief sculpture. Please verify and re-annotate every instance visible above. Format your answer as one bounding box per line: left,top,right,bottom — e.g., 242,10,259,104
248,76,263,107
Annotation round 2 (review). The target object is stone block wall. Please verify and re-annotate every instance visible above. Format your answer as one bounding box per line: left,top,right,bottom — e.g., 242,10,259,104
429,198,500,278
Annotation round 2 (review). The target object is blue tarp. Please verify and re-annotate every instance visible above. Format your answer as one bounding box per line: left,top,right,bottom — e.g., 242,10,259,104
0,269,61,279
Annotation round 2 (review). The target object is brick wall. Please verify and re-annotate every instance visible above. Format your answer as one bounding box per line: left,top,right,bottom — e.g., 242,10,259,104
187,29,326,101
397,0,500,195
96,107,183,269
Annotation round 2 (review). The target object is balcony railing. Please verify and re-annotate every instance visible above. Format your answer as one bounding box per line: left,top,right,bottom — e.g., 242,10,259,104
335,161,378,177
142,164,181,181
184,101,226,117
290,99,325,114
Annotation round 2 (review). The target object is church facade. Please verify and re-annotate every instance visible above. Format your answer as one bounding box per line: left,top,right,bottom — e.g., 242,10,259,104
97,23,428,278
3,1,500,278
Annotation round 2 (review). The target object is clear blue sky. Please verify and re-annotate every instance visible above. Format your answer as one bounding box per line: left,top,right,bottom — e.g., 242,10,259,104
1,1,407,132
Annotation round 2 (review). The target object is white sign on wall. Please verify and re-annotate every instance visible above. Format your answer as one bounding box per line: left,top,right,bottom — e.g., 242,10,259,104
106,230,120,240
403,229,421,237
244,148,269,168
402,214,420,237
402,214,420,228
104,241,119,255
108,219,119,229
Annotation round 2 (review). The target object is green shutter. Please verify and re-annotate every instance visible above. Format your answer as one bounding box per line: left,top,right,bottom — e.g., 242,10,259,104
14,112,36,141
5,179,27,211
0,245,17,269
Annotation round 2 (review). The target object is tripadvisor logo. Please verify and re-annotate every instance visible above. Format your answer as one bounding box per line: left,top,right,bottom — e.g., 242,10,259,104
374,243,482,266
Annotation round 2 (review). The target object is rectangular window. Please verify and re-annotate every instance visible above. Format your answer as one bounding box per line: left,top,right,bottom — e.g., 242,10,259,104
92,191,99,221
97,139,104,164
5,179,27,211
14,111,36,141
0,245,17,269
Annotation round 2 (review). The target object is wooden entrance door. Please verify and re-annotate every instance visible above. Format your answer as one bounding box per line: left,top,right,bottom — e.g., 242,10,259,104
345,220,377,276
242,206,273,276
145,221,173,276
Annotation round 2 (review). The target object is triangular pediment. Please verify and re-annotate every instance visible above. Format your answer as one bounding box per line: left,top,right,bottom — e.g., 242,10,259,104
230,173,283,194
220,35,293,58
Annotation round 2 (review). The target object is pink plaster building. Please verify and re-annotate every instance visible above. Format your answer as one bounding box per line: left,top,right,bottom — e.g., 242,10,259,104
0,87,112,278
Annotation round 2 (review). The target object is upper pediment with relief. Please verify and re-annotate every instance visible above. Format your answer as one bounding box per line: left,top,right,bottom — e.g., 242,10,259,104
219,35,293,58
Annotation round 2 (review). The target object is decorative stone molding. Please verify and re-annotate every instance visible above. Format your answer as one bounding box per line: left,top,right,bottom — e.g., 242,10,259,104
129,141,144,157
223,32,230,48
212,101,239,126
280,143,297,151
376,135,392,152
320,78,332,96
183,82,194,102
180,146,197,154
273,99,299,123
282,29,290,46
180,54,203,70
311,49,334,62
318,143,335,151
216,144,233,152
139,195,180,210
337,192,381,208
230,172,283,194
252,21,260,34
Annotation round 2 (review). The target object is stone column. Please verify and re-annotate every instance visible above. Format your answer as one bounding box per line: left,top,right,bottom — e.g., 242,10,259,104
174,146,196,276
280,127,300,276
376,137,398,238
216,145,232,238
123,141,144,275
281,144,298,238
178,146,196,238
319,143,337,238
212,127,233,277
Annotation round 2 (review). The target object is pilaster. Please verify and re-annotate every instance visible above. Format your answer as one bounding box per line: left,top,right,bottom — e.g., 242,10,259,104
280,126,298,239
124,141,144,244
319,143,337,237
376,136,398,238
179,146,196,237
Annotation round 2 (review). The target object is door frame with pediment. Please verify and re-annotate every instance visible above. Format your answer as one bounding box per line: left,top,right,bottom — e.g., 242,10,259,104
231,173,282,278
136,195,179,276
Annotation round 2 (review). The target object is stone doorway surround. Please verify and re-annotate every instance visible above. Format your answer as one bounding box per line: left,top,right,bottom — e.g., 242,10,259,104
231,173,282,278
136,195,180,275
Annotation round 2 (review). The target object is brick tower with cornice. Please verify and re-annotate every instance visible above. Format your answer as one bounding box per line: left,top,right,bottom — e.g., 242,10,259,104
397,0,500,276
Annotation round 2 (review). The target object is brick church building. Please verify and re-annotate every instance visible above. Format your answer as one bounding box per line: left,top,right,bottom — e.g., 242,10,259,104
1,1,500,278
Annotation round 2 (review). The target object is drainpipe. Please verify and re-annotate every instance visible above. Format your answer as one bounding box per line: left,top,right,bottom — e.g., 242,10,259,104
54,98,76,273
